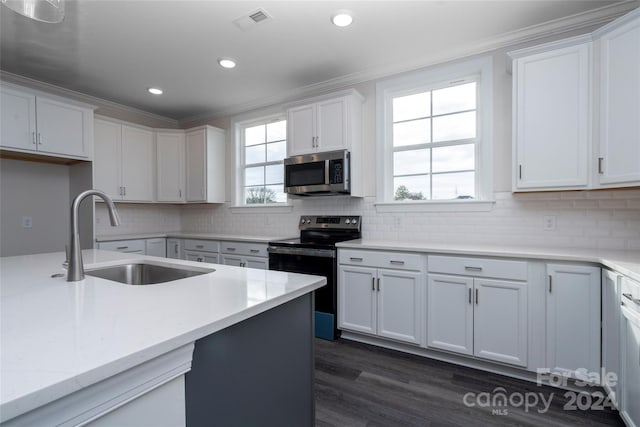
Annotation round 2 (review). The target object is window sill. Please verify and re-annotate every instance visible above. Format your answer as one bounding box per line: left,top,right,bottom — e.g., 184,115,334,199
374,200,495,213
229,204,294,214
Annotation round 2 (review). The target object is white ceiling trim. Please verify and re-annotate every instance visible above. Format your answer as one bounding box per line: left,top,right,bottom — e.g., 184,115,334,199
179,0,637,124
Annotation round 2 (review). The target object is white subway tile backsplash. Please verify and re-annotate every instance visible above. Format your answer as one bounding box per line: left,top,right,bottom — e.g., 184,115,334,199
95,189,640,251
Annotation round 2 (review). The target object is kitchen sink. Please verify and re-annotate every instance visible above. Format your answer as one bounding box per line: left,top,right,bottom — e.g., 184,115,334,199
85,262,215,285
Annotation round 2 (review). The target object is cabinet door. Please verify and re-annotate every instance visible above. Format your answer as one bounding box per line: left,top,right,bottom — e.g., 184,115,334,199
221,255,243,267
185,129,206,202
316,97,347,153
514,42,590,190
36,97,89,158
427,274,473,356
602,269,620,403
121,125,154,202
620,294,640,427
473,278,527,367
156,132,185,202
146,238,166,257
546,264,601,379
287,104,315,156
166,239,182,259
338,265,376,335
598,12,640,186
94,119,123,200
184,251,218,264
0,86,36,151
245,256,268,270
377,269,422,345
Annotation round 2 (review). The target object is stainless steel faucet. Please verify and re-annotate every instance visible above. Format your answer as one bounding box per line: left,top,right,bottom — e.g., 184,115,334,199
67,190,120,282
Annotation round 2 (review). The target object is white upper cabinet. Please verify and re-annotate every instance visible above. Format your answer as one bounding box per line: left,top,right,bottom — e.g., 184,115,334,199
1,84,94,160
156,130,185,202
185,126,225,203
94,118,154,202
286,90,363,157
595,8,640,187
510,36,591,191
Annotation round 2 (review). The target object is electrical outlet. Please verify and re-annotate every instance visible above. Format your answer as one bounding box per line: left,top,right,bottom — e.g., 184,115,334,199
544,215,557,231
22,216,32,229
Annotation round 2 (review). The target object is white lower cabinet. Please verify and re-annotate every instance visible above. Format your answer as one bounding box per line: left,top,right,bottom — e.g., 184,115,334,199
620,276,640,427
220,241,268,270
145,238,166,258
427,271,528,367
97,239,146,254
338,250,424,345
183,239,219,264
167,238,182,259
546,264,601,380
602,269,621,405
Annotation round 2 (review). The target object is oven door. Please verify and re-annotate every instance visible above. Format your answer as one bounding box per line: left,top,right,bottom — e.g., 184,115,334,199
268,246,338,340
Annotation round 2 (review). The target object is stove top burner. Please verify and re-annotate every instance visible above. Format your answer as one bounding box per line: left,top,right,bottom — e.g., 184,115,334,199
268,215,362,249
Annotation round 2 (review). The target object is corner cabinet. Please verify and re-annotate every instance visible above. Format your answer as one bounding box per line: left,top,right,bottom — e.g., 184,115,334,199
427,255,528,367
510,36,591,191
595,8,640,187
94,118,154,202
185,126,225,203
1,84,94,160
545,263,600,380
338,250,425,345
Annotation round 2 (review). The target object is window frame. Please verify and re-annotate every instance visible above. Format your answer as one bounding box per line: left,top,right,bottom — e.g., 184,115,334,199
231,111,293,212
375,56,494,212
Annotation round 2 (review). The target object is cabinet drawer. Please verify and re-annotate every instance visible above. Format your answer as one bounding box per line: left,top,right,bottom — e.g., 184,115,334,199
428,255,527,281
220,241,268,257
98,239,146,253
339,249,424,271
183,239,219,253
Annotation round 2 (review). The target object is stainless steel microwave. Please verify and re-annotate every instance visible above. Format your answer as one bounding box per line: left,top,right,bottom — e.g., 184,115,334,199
284,150,350,196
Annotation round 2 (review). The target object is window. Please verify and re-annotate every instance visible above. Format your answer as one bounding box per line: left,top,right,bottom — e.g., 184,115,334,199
377,57,493,211
240,118,287,205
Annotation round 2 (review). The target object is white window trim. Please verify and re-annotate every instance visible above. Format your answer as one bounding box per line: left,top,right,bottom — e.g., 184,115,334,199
230,108,293,212
375,56,494,213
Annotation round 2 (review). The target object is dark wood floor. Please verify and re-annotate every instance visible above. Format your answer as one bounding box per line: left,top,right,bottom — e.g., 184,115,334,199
315,338,624,427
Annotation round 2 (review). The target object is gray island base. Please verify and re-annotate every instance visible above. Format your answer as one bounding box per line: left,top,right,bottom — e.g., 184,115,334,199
186,293,314,426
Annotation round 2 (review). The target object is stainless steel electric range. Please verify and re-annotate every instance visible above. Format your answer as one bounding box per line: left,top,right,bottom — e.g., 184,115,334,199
267,215,362,340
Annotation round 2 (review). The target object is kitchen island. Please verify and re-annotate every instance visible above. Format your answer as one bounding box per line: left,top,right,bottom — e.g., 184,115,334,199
0,250,326,426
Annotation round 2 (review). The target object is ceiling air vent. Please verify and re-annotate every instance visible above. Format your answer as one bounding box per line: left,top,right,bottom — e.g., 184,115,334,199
234,8,273,31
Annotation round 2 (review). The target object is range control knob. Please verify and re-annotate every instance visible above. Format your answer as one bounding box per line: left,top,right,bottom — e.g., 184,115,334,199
345,219,351,224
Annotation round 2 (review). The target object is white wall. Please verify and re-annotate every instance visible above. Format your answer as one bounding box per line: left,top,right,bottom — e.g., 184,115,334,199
0,159,70,256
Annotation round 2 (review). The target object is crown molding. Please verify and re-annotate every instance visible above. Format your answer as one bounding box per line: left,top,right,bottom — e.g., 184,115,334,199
0,71,179,127
179,1,638,124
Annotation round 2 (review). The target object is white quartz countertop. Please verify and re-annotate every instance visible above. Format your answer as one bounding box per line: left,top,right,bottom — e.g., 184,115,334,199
0,250,325,423
95,232,285,244
336,240,640,282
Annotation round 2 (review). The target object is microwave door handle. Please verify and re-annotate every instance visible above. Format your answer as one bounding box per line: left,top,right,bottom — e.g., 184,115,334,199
325,160,330,185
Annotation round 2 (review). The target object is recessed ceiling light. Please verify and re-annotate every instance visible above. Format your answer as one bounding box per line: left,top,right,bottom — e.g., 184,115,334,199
218,58,237,69
331,11,353,27
147,87,163,95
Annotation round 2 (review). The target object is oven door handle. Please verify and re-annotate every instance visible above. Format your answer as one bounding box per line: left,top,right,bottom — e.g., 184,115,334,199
268,246,336,258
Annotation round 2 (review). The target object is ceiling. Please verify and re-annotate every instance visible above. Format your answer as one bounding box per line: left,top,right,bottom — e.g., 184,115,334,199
1,0,637,123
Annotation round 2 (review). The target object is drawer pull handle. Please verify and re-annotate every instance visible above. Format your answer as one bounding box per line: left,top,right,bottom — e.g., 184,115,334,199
390,260,405,265
468,288,472,304
250,249,259,253
377,278,380,292
116,246,128,250
196,245,204,249
623,293,640,305
371,277,375,291
350,257,363,262
464,266,482,272
549,275,552,293
475,288,479,305
227,247,236,251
